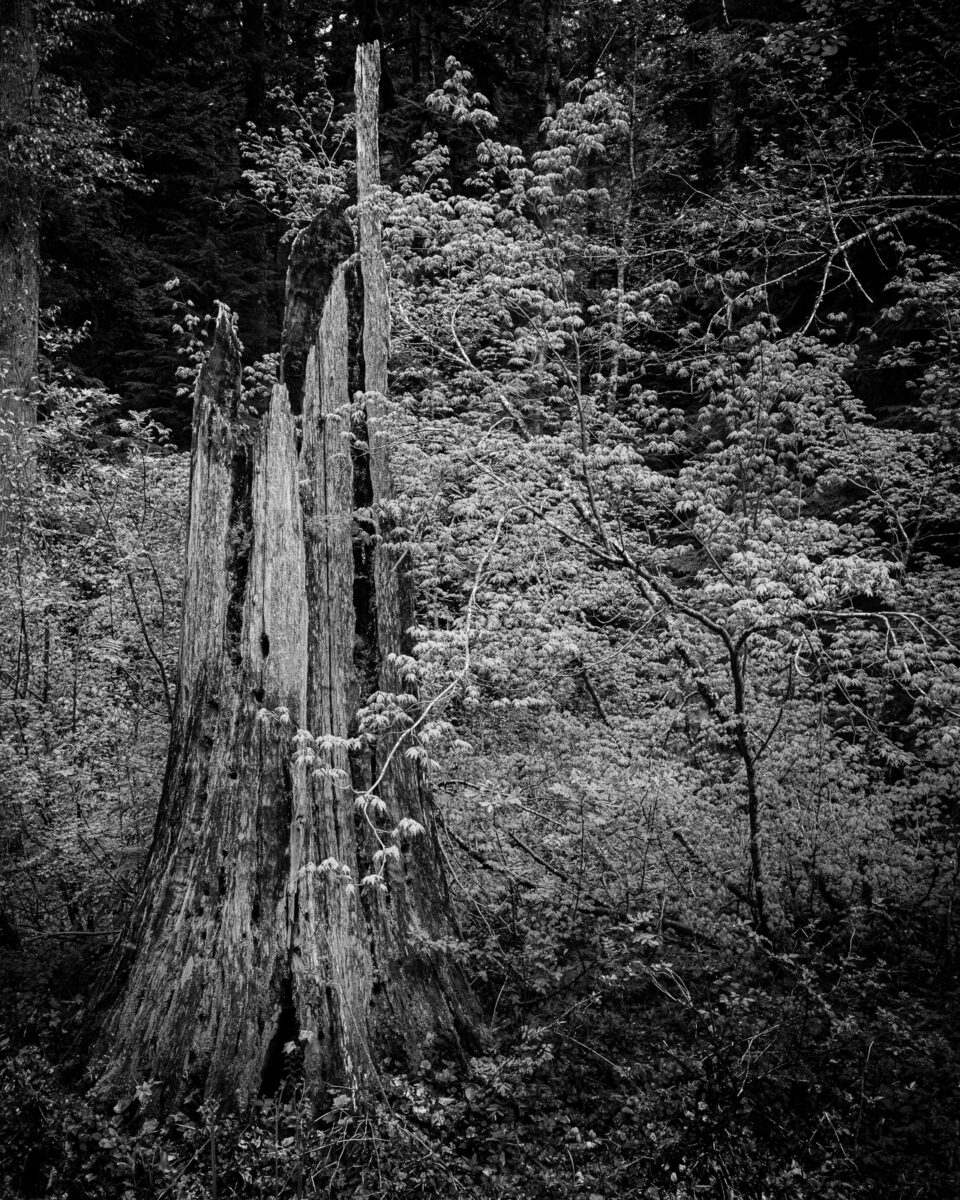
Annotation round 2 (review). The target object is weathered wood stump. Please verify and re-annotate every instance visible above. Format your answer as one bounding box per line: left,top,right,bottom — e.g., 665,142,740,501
95,43,476,1106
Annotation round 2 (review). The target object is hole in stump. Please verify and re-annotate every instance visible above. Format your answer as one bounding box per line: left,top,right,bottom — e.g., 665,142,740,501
260,978,300,1097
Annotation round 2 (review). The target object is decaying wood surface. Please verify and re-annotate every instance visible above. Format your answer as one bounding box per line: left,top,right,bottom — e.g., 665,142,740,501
95,42,475,1106
353,38,477,1064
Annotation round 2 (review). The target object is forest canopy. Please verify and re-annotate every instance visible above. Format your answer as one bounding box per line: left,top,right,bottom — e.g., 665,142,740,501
2,1,960,1197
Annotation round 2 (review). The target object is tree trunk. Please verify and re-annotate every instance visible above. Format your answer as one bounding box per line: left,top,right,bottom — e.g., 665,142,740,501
0,0,40,545
95,44,475,1108
352,37,476,1063
541,0,563,119
95,306,313,1102
408,2,422,89
241,0,267,124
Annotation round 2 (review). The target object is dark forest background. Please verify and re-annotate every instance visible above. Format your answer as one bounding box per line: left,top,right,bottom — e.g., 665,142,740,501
2,0,960,1196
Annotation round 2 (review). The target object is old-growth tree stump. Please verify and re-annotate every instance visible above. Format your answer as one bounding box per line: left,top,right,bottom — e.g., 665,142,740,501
96,43,475,1106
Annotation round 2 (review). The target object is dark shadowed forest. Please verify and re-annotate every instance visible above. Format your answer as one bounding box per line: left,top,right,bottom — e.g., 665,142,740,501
2,1,960,1196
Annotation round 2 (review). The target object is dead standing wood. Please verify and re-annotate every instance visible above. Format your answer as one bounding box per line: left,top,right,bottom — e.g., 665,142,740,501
351,39,477,1065
94,46,475,1108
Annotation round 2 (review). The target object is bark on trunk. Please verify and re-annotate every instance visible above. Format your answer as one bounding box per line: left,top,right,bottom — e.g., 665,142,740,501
0,0,40,545
541,0,563,120
408,2,422,88
241,0,267,124
96,45,476,1106
96,308,314,1101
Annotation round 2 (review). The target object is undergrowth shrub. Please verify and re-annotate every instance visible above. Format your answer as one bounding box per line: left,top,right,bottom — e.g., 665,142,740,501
0,386,185,944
